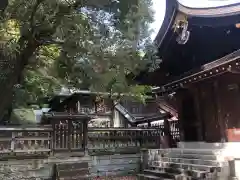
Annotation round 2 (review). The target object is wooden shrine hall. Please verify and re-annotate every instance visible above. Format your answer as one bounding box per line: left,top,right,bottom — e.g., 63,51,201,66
136,0,240,143
41,90,174,127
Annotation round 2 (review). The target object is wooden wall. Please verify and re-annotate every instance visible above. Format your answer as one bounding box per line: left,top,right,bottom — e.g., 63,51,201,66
176,73,240,142
193,80,222,142
217,73,240,141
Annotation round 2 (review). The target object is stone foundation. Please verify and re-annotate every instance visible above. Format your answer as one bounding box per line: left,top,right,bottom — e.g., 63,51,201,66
0,153,140,179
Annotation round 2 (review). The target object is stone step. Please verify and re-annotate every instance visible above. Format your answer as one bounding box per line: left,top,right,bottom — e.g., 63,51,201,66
148,164,227,179
148,149,219,161
143,169,181,179
149,161,221,172
137,173,173,180
144,168,210,180
165,167,209,179
149,148,218,155
158,157,223,166
167,153,217,161
149,151,217,161
177,142,225,150
146,167,215,179
55,162,89,180
138,173,161,179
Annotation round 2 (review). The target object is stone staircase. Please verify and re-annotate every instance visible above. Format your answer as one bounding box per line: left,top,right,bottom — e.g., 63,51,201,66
138,148,229,180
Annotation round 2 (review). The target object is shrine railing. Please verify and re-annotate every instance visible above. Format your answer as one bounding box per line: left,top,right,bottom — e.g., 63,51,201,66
51,119,87,153
0,124,163,157
150,121,180,141
0,125,52,159
138,121,180,142
88,128,162,155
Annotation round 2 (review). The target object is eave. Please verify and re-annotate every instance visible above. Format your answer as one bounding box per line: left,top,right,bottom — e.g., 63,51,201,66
178,2,240,17
154,0,178,47
137,1,240,87
154,49,240,93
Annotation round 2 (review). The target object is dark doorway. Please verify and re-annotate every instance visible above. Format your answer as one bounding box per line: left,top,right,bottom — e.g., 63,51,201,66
181,89,199,141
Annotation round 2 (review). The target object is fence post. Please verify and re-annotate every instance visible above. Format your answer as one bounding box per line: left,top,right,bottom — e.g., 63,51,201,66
10,131,16,154
140,149,148,172
83,120,88,155
51,121,55,155
68,119,72,152
229,159,238,180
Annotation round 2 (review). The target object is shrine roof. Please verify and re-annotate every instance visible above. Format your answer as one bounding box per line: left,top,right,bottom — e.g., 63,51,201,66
137,0,240,89
44,92,172,125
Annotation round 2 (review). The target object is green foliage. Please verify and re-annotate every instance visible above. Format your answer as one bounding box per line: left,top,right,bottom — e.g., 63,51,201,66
0,0,158,110
10,108,36,124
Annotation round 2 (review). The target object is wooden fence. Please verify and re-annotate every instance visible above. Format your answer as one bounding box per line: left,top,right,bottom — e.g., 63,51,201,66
151,121,180,142
0,125,52,158
0,124,163,158
138,121,180,142
52,119,87,153
88,128,162,155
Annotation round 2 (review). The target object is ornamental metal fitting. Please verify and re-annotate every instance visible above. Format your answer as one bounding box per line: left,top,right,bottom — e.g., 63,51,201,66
175,20,190,45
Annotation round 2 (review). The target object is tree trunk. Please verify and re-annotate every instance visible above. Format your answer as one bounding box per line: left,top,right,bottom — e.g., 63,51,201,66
1,104,13,125
0,39,39,121
110,99,115,127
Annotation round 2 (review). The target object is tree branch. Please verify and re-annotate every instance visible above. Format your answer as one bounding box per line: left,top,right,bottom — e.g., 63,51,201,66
30,0,45,33
36,0,84,41
39,38,65,46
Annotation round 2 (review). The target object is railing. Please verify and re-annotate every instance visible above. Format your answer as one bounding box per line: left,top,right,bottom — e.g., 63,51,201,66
169,121,180,141
0,124,165,157
150,121,180,142
138,121,180,142
78,106,111,114
0,125,52,158
51,119,86,153
88,128,162,155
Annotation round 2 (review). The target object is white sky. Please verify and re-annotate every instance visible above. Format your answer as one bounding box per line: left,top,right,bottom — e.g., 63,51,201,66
150,0,240,40
150,0,166,40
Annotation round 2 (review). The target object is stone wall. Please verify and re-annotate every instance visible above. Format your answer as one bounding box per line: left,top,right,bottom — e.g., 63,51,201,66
0,153,140,180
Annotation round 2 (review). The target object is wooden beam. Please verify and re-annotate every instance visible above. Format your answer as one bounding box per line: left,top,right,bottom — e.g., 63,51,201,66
154,50,240,93
227,66,240,74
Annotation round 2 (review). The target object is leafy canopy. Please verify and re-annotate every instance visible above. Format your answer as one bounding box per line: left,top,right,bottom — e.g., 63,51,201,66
0,0,158,108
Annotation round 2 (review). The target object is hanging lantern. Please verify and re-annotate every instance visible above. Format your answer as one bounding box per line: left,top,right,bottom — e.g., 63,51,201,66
235,23,240,28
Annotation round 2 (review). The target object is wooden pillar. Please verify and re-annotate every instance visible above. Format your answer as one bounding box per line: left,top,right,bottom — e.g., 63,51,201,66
113,108,125,127
110,100,114,127
176,90,185,141
194,85,205,141
213,81,227,142
147,121,151,127
83,119,89,153
162,118,174,148
51,119,55,155
68,119,72,152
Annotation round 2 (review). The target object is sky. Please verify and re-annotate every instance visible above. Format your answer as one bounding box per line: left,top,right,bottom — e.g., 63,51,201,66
150,0,240,40
150,0,166,40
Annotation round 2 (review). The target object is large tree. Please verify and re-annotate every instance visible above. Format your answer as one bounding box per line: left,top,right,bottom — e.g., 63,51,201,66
0,0,158,121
